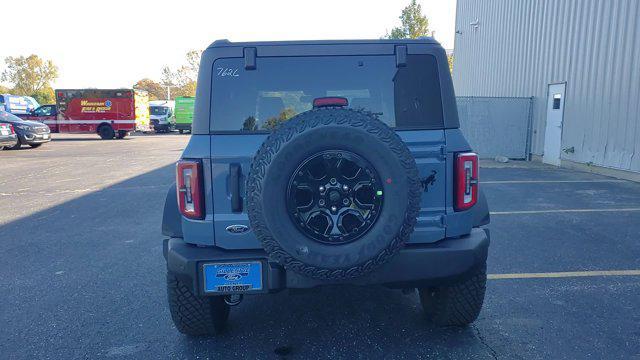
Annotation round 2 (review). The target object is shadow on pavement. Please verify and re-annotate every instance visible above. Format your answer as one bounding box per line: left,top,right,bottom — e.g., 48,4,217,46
0,163,494,359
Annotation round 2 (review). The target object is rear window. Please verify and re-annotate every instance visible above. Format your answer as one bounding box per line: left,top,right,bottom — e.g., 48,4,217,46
210,54,443,132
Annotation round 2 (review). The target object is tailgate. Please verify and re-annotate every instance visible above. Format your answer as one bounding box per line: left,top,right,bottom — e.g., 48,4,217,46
210,130,446,249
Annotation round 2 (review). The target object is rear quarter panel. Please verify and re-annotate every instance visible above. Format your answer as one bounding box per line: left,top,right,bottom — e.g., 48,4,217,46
179,135,215,245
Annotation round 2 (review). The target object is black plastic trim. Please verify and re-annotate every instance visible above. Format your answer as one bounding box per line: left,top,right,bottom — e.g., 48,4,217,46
161,183,183,238
472,189,491,227
229,163,243,212
163,228,489,294
244,47,257,70
395,45,407,67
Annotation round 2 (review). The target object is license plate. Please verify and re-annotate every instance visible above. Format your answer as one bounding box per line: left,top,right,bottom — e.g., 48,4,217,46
42,133,49,139
203,262,263,293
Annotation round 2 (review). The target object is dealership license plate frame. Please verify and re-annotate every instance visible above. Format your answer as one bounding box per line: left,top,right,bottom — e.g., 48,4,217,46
202,261,264,294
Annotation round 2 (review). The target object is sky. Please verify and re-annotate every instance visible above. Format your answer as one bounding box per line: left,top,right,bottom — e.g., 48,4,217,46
0,0,457,89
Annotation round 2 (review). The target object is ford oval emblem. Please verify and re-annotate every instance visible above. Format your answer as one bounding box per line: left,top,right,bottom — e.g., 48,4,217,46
226,224,250,234
224,273,243,281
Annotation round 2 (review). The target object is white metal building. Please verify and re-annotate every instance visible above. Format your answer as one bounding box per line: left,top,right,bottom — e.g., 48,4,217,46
453,0,640,177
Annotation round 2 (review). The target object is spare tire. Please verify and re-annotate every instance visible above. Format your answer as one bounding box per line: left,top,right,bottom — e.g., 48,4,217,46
247,108,421,280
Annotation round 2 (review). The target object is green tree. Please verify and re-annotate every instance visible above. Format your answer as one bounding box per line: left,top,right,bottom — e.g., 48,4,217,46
134,78,166,100
183,50,202,80
242,116,258,131
160,50,202,99
1,55,59,97
447,54,454,73
386,0,430,39
263,107,296,130
30,86,56,104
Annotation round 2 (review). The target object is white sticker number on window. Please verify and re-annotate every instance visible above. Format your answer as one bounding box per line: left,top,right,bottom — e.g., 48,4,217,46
217,68,239,77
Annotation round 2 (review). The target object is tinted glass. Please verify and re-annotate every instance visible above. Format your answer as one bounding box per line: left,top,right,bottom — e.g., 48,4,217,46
35,106,53,116
211,54,443,132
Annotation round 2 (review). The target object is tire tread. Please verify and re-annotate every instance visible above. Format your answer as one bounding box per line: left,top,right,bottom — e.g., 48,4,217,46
166,273,229,336
419,264,487,326
246,108,421,280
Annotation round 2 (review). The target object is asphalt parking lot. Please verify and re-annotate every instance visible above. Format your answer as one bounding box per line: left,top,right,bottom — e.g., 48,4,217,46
1,134,639,359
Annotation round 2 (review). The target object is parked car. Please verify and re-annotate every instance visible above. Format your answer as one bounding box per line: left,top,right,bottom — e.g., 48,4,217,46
149,100,175,133
0,111,51,149
162,38,490,336
0,121,18,150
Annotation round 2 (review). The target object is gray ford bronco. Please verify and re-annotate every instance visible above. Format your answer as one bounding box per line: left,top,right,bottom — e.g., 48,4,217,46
162,38,490,336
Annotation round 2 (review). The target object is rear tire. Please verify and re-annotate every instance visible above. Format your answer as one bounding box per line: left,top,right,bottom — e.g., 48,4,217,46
29,143,42,148
166,273,230,336
419,264,487,327
98,125,115,140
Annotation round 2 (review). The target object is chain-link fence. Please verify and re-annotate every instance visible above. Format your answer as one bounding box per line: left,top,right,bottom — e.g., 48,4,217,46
456,97,534,160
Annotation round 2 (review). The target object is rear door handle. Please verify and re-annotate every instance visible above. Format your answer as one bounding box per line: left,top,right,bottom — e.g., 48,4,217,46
229,163,243,212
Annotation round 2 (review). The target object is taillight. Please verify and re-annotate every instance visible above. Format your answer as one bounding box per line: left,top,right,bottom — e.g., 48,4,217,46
7,123,15,134
176,160,204,219
313,97,349,108
455,152,479,211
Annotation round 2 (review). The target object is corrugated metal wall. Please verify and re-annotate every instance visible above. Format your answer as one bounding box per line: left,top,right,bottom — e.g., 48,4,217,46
453,0,640,173
457,97,533,159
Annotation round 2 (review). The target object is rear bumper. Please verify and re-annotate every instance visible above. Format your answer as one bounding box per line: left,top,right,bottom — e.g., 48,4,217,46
164,228,490,295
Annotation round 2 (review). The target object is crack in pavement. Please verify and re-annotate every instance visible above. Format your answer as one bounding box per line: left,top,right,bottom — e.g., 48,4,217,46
472,324,499,360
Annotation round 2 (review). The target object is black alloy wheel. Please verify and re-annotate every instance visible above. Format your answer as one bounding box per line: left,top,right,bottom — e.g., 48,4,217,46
287,150,383,245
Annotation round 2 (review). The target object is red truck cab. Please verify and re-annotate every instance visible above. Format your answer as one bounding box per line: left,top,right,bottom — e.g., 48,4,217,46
18,105,58,131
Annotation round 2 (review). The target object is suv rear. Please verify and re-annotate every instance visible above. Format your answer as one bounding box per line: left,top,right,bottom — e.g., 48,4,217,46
162,39,490,336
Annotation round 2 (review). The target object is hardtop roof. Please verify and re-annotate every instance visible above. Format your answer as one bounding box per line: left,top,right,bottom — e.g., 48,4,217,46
207,38,439,49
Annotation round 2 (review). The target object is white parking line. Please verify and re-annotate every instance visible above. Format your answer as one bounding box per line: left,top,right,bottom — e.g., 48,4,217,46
491,208,640,215
482,180,627,184
489,270,640,280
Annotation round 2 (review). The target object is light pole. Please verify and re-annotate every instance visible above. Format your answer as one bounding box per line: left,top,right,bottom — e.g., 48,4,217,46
164,85,177,100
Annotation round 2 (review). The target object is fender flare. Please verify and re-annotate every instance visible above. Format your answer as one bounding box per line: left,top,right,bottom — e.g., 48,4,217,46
162,183,183,238
472,189,490,227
